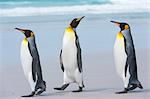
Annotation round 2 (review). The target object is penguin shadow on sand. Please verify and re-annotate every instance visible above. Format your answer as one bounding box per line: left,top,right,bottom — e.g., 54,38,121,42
34,90,81,97
31,92,68,97
36,88,108,97
82,88,110,93
26,88,149,97
82,88,147,94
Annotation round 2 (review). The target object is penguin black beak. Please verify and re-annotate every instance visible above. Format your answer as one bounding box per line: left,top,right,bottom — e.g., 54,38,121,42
110,21,120,26
81,16,85,20
77,16,85,21
15,28,25,33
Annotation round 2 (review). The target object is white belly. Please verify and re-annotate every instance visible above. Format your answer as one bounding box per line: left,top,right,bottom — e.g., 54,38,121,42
20,42,35,91
62,34,78,83
114,38,127,78
62,36,78,72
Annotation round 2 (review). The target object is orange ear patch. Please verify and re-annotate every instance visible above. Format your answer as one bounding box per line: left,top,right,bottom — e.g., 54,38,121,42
30,32,34,37
125,25,129,30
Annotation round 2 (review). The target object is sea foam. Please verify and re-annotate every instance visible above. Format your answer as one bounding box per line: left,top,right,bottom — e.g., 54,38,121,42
0,0,149,17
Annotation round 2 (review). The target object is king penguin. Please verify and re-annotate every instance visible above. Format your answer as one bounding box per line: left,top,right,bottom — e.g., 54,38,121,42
15,28,46,97
111,21,143,94
54,16,85,92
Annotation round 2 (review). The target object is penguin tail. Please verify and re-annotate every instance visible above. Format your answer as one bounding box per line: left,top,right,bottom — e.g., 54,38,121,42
41,80,46,91
137,83,143,89
133,80,143,89
82,81,85,88
83,84,85,88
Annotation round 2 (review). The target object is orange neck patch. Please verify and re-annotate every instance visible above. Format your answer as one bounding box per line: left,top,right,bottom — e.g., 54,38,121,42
66,26,74,33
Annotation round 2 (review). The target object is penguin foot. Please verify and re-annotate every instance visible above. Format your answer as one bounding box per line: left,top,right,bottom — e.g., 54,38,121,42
115,88,128,94
72,87,83,92
54,84,69,91
35,81,46,95
128,84,139,91
36,88,46,95
21,91,35,97
129,84,143,91
54,87,62,90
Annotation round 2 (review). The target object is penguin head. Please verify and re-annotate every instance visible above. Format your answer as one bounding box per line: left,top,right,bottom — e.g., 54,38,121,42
70,16,85,28
15,28,34,38
110,21,130,31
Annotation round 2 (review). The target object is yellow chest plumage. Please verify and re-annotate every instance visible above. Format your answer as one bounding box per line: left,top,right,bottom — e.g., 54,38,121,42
64,27,75,40
116,32,125,47
117,32,124,39
22,38,28,46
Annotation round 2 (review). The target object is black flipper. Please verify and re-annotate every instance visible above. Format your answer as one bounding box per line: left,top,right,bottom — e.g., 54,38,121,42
123,36,128,77
72,86,83,92
28,43,37,82
124,57,129,77
54,84,69,90
75,33,82,73
28,38,44,82
21,91,35,97
60,49,64,72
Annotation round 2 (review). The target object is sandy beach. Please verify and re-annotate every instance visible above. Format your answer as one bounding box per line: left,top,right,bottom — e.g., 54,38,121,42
0,13,150,99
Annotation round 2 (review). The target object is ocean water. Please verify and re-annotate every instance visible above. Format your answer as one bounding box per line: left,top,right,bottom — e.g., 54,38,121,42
0,0,111,8
0,0,150,17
